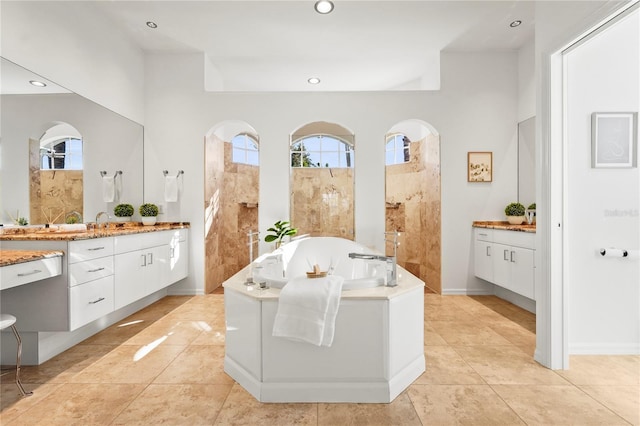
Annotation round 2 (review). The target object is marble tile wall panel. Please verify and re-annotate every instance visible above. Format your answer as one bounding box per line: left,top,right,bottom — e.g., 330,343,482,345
291,167,354,239
29,138,83,225
205,137,259,293
385,137,441,292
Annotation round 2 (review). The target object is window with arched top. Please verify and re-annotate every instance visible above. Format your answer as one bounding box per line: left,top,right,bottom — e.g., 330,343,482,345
231,133,259,165
40,137,83,170
385,133,410,165
291,135,353,168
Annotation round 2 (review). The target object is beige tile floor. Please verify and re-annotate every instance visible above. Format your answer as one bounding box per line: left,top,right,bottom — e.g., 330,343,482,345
1,293,638,425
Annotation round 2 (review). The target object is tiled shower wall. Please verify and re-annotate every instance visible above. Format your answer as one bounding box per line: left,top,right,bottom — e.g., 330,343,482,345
29,138,83,224
290,167,354,240
385,135,441,293
204,135,259,293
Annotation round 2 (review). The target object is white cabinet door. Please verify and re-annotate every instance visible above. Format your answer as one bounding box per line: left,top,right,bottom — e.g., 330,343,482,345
492,242,512,290
509,246,535,300
146,245,169,294
167,240,188,285
114,250,147,310
474,240,493,282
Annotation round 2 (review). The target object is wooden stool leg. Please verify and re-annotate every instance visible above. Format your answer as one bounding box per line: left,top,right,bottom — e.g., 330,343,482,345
10,325,32,397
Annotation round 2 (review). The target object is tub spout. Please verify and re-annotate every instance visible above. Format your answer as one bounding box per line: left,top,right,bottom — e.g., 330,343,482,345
348,253,397,287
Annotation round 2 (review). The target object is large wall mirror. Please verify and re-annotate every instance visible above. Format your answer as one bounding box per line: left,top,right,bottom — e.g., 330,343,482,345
517,116,536,207
0,58,144,225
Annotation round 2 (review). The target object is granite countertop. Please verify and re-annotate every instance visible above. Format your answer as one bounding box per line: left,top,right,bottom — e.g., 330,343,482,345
472,221,536,233
0,222,190,241
0,249,64,267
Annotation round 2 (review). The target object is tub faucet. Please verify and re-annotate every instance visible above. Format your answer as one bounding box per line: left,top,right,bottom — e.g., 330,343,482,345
95,211,110,230
348,253,397,287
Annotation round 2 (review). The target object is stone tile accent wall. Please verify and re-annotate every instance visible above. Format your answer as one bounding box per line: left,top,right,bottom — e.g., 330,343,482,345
385,135,441,293
204,135,259,293
29,139,83,225
290,167,354,240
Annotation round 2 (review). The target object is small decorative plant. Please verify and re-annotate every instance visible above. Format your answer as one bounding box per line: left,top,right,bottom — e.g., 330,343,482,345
65,216,79,224
504,202,526,217
528,203,536,210
139,203,159,217
17,217,29,226
114,203,134,218
265,220,297,247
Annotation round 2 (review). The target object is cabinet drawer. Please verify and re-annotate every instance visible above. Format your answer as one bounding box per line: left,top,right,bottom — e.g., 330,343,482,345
69,238,114,263
0,256,62,290
474,228,494,242
69,256,114,287
493,229,535,249
69,275,114,330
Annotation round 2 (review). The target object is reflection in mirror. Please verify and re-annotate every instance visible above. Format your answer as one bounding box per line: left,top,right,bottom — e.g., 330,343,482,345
205,121,260,293
290,121,354,240
0,57,144,225
30,123,84,224
385,120,441,293
518,116,536,207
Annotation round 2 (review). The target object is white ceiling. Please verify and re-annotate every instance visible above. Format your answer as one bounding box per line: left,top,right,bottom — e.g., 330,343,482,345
94,0,535,92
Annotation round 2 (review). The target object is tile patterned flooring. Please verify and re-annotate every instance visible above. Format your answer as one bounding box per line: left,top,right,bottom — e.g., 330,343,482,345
1,293,638,425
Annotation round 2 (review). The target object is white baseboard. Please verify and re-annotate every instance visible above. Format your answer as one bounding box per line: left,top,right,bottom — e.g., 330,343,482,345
441,288,494,295
569,343,640,355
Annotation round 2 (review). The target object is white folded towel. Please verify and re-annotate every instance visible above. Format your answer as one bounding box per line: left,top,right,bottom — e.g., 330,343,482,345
102,176,115,202
272,275,344,347
164,176,178,202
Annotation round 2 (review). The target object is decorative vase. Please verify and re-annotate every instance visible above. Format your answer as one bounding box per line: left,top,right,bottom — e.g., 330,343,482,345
115,216,131,223
507,215,525,225
141,216,157,226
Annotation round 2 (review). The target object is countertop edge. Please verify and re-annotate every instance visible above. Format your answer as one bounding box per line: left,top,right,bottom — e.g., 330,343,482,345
472,221,536,233
0,250,64,267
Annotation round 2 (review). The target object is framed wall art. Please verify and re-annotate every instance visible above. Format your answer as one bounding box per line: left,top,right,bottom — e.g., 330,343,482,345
591,112,638,168
468,151,492,182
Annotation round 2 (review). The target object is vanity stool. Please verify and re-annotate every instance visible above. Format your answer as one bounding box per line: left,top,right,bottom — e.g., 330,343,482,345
0,314,32,396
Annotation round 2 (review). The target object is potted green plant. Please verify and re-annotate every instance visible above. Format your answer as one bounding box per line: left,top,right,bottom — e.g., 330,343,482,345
264,220,297,248
139,203,159,226
114,203,134,222
504,202,526,225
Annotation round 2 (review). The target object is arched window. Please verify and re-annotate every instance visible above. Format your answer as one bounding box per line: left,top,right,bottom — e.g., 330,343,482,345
40,137,83,170
291,135,353,168
232,133,259,165
385,133,410,165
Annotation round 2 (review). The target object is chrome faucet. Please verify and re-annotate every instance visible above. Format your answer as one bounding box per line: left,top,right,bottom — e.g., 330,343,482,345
348,253,397,287
95,211,110,230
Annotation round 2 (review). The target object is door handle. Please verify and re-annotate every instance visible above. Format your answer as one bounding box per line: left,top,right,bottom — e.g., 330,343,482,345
147,253,153,265
17,269,42,277
504,249,509,261
510,251,516,263
87,267,105,273
89,297,105,304
141,254,147,267
486,246,491,257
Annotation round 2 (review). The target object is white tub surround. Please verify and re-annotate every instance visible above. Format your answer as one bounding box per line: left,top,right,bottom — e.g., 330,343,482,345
223,237,425,403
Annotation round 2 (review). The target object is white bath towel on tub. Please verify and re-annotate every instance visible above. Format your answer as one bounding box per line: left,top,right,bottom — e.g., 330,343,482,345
272,275,344,347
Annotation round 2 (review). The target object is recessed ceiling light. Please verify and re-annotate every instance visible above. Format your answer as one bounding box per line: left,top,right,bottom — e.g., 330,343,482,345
146,21,158,29
308,77,321,85
29,80,47,87
510,20,522,28
314,0,334,14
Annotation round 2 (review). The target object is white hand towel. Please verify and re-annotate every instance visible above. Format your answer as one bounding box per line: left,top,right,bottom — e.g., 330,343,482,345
102,176,115,202
164,176,178,202
272,275,344,347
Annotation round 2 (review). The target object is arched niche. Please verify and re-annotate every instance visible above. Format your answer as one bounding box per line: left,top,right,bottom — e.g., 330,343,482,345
29,121,84,224
204,120,260,293
385,119,441,293
290,121,355,240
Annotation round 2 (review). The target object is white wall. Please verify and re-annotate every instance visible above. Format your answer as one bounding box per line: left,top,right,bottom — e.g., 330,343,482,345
144,51,519,295
0,1,145,124
564,9,639,354
518,38,536,123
